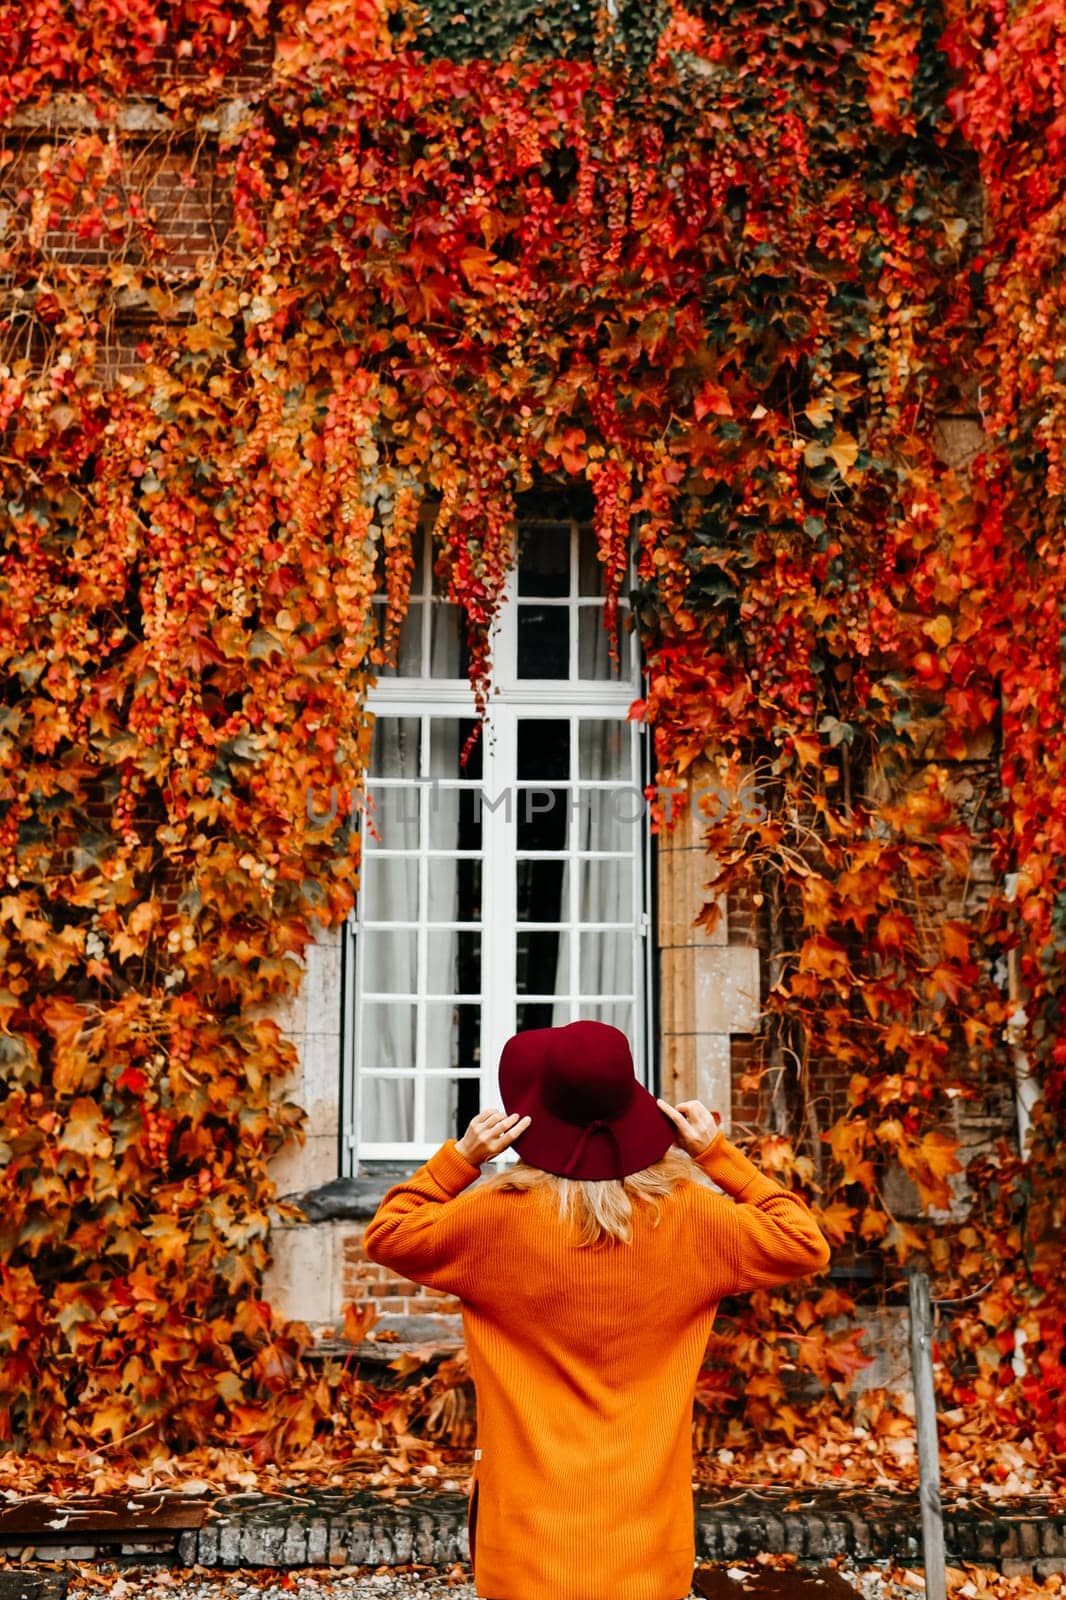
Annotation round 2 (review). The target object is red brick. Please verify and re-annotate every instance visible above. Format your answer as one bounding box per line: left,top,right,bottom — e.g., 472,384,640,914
368,1277,420,1297
346,1260,387,1278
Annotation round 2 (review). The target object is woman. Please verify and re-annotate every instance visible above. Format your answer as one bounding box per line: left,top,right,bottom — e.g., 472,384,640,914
364,1019,831,1600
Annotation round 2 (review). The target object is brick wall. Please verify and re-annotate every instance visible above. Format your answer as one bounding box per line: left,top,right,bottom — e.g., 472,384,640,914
343,1227,461,1320
4,34,274,386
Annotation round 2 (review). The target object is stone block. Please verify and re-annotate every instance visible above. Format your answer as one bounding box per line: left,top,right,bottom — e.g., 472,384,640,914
389,1521,413,1563
177,1530,200,1564
849,1516,873,1559
739,1517,766,1556
349,1522,375,1565
659,1033,731,1131
243,1521,288,1566
328,1523,349,1565
282,1522,309,1564
300,1032,342,1138
248,983,308,1041
783,1514,807,1555
303,932,343,1033
217,1523,242,1565
196,1524,220,1565
268,1133,340,1199
1017,1522,1040,1557
1036,1558,1066,1577
719,1520,741,1558
1000,1559,1035,1579
1041,1521,1066,1555
261,1219,340,1327
658,844,727,947
948,1520,977,1559
762,1516,786,1553
306,1518,329,1564
804,1516,828,1558
694,944,760,1033
660,946,692,1039
825,1519,850,1556
695,1036,732,1129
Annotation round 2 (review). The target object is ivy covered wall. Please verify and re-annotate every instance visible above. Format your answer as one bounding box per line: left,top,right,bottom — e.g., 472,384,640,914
0,0,1063,1485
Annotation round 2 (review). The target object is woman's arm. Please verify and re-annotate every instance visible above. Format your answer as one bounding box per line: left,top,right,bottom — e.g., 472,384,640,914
362,1139,483,1291
693,1133,831,1295
658,1098,830,1295
363,1109,531,1294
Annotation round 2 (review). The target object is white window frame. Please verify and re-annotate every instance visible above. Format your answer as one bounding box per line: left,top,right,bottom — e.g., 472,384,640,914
342,529,655,1168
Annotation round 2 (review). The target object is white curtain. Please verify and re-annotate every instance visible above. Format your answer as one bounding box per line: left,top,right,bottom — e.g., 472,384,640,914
358,597,464,1146
546,608,635,1038
359,714,419,1144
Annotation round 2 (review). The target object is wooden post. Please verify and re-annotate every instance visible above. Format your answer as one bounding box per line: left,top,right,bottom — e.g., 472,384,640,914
907,1266,947,1600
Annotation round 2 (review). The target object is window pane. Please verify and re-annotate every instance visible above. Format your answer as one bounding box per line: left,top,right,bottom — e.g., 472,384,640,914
425,1076,480,1145
360,930,418,995
517,605,569,678
572,789,641,852
518,523,571,597
577,525,603,596
517,786,568,851
578,527,632,596
578,604,630,680
430,717,483,779
362,1077,414,1143
579,930,632,996
428,856,481,922
517,857,566,923
429,602,464,678
364,783,420,851
517,718,570,780
410,525,427,593
361,1002,417,1071
426,929,481,996
373,601,424,678
579,1001,634,1037
358,855,420,923
517,998,571,1030
428,786,483,851
369,716,421,778
579,718,630,781
517,929,569,996
424,1002,481,1072
579,859,633,923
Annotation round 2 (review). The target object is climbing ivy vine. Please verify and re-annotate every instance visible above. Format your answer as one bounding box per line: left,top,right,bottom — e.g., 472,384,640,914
0,0,1062,1483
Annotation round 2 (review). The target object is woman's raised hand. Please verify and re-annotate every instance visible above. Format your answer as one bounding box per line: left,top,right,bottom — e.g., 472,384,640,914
656,1097,723,1157
455,1108,533,1166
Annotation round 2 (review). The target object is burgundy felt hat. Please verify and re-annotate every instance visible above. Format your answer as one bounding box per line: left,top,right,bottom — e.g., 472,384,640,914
497,1020,677,1181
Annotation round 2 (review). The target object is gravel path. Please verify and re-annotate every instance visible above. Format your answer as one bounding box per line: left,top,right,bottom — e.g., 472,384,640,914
48,1558,1035,1600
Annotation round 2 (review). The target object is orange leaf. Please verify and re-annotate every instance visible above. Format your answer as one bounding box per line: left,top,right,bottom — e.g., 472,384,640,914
342,1300,378,1344
57,1096,112,1159
813,1199,859,1245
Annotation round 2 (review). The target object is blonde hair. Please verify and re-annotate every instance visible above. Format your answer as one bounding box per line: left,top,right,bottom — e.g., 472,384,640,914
475,1146,713,1247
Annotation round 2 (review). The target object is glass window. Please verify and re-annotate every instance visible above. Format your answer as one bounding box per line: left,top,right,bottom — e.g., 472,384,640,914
349,510,648,1160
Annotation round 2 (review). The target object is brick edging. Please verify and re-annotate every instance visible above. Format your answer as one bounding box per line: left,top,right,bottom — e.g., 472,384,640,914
172,1488,1066,1579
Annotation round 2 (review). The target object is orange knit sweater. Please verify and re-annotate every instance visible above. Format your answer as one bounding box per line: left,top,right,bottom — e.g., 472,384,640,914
363,1129,831,1600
